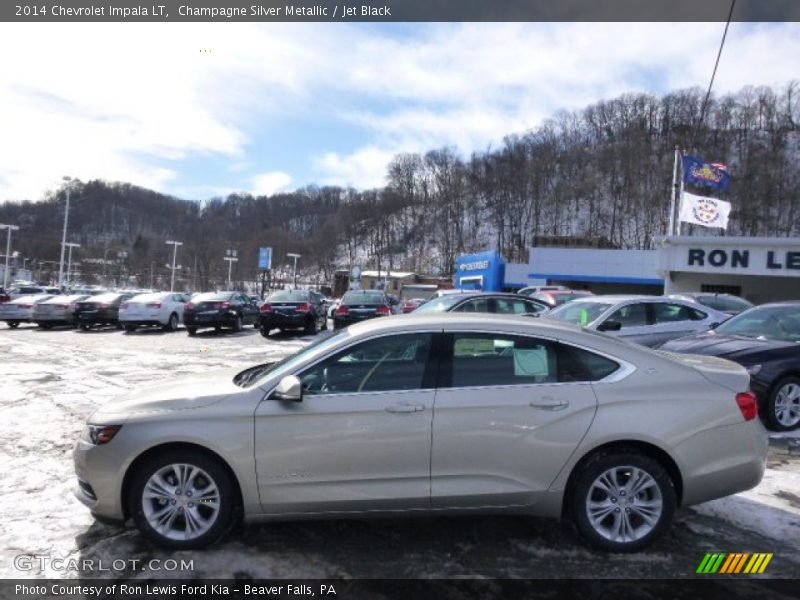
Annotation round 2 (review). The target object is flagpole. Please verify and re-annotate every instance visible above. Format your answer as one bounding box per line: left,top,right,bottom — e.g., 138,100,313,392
677,158,686,237
667,146,680,237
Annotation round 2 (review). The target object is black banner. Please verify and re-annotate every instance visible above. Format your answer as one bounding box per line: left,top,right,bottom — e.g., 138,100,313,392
3,0,800,23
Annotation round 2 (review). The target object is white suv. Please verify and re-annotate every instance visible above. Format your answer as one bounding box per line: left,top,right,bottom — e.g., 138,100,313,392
119,292,189,332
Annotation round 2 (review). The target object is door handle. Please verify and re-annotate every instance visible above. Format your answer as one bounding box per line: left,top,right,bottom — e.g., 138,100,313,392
529,396,569,410
386,402,425,414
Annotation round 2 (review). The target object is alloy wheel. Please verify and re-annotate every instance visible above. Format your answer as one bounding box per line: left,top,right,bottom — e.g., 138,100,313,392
585,466,663,543
775,382,800,428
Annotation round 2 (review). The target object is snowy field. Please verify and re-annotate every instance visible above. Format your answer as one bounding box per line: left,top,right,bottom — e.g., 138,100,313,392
1,323,799,579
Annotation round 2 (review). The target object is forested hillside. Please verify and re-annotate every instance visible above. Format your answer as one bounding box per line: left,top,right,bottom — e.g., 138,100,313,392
1,83,798,290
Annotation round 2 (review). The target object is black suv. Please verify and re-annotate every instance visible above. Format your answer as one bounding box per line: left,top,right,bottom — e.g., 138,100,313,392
260,289,328,337
183,292,260,336
332,290,396,330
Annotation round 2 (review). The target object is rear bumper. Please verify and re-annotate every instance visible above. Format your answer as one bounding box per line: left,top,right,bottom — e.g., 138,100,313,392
675,419,768,506
184,314,234,328
333,314,382,328
120,320,165,327
261,313,309,329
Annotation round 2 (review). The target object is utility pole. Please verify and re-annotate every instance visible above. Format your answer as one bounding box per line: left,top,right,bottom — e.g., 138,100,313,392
0,223,20,289
287,253,301,288
58,176,73,288
64,242,80,288
224,249,238,290
165,240,182,292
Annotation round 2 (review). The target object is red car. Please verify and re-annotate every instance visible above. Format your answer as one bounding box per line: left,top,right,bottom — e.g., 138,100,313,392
531,289,594,307
401,298,425,313
0,288,9,304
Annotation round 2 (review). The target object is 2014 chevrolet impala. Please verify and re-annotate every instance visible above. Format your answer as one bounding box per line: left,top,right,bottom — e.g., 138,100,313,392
74,314,767,551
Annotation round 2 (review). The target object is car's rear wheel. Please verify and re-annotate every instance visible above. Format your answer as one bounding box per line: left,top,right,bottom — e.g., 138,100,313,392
260,326,271,338
8,321,19,329
233,315,243,332
304,316,317,334
187,327,197,336
128,450,236,549
164,313,179,332
124,325,137,333
766,376,800,431
571,452,675,552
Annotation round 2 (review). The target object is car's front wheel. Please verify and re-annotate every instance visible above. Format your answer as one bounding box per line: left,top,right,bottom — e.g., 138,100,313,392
571,452,675,552
163,313,179,332
7,321,19,329
186,327,197,336
128,450,236,549
766,376,800,431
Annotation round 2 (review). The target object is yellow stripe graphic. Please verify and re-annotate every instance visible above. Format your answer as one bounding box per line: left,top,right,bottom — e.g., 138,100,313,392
757,554,773,574
744,554,759,573
734,553,750,573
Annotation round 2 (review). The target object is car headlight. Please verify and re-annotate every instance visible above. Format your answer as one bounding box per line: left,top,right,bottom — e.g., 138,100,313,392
81,424,122,445
745,364,762,376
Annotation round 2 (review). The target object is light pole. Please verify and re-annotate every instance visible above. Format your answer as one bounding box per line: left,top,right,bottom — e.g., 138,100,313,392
64,242,80,288
287,253,301,288
57,176,73,288
165,240,182,291
224,250,238,290
0,223,20,289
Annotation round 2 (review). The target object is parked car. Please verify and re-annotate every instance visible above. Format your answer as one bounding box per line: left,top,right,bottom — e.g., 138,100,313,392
32,294,89,328
401,298,426,313
332,290,395,330
545,295,729,348
0,294,54,328
74,292,134,330
259,290,328,337
413,291,549,317
183,292,260,336
119,292,189,332
517,285,567,297
531,289,595,307
74,313,766,551
667,292,754,316
0,287,9,304
660,302,800,431
7,285,60,300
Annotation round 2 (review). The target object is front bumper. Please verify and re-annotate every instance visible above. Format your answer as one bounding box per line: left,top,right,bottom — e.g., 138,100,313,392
73,438,126,522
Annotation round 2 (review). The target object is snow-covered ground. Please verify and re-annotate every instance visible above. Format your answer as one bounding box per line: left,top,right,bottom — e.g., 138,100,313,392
1,324,799,579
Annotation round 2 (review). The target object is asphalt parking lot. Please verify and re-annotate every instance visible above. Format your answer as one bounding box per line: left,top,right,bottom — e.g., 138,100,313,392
1,323,799,580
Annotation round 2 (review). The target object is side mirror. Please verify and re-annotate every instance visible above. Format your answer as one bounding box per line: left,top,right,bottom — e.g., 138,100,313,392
271,375,303,402
597,320,622,332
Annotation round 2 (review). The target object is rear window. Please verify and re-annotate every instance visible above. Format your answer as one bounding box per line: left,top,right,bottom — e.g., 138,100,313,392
129,292,169,303
87,293,124,303
268,291,311,302
414,295,467,313
342,292,386,306
192,293,233,302
548,301,613,326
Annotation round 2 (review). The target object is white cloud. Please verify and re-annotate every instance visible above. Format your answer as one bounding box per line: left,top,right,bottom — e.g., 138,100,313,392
250,171,292,196
0,22,798,200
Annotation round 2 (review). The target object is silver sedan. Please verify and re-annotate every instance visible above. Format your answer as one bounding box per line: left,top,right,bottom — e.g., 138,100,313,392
545,295,730,347
74,313,766,551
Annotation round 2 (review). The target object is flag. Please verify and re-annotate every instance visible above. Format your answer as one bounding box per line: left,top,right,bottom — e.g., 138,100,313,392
682,155,731,191
679,191,731,229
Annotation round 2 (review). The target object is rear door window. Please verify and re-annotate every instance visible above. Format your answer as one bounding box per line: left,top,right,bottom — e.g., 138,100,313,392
652,303,706,323
607,303,649,328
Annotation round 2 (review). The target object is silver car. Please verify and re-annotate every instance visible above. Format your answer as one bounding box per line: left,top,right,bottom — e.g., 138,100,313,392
74,313,766,551
546,295,730,347
32,294,89,328
0,294,54,328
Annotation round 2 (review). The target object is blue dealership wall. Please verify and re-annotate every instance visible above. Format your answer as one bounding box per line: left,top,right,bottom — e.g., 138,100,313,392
454,250,506,291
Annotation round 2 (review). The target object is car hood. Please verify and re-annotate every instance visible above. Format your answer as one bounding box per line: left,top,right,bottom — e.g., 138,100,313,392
660,331,795,360
93,368,243,417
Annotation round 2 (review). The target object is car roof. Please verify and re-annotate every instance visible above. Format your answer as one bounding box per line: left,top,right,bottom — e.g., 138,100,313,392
571,294,672,303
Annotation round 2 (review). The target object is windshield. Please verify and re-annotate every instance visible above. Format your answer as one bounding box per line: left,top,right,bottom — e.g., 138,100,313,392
268,290,310,302
234,330,352,387
715,305,800,342
342,292,386,306
548,300,613,326
413,294,468,313
192,292,232,302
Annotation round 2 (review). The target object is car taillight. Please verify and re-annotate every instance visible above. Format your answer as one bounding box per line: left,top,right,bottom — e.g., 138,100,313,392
736,391,758,421
296,303,311,312
376,305,392,316
260,303,273,313
335,305,350,316
120,303,129,309
99,304,110,309
57,304,70,309
21,304,32,309
185,302,194,310
219,302,231,309
146,302,161,308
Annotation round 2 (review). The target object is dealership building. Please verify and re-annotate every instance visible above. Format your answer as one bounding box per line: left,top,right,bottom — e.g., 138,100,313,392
454,236,800,303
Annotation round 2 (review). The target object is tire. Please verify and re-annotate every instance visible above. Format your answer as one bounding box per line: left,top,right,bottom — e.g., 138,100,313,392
127,449,237,550
570,452,676,552
187,327,197,337
304,316,317,335
8,321,19,329
765,376,800,431
233,315,243,333
124,325,137,333
163,313,178,332
81,324,90,331
321,316,328,331
260,326,271,338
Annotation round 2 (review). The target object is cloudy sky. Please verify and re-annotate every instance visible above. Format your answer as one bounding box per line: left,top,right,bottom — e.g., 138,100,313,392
0,22,797,202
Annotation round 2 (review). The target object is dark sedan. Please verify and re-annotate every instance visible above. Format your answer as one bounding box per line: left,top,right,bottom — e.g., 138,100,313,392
260,290,328,337
660,302,800,431
413,291,550,317
332,290,395,330
74,292,133,329
183,292,260,336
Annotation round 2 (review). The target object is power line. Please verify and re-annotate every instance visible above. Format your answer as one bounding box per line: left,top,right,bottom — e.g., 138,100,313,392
690,0,736,149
